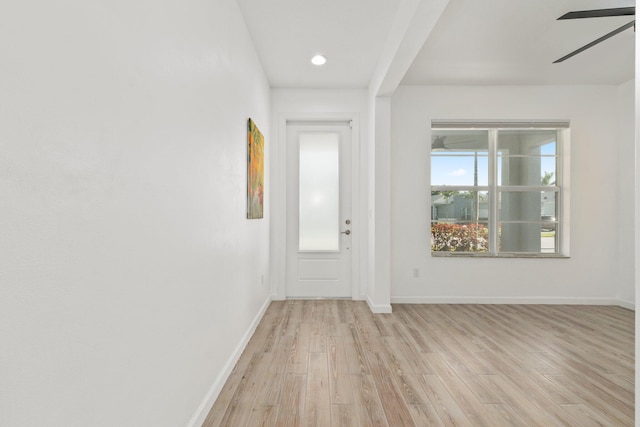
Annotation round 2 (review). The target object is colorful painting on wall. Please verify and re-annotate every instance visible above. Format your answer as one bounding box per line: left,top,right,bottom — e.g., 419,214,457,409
247,118,264,219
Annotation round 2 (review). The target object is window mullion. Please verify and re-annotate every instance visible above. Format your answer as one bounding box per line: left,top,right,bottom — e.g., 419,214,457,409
489,129,498,255
556,129,565,254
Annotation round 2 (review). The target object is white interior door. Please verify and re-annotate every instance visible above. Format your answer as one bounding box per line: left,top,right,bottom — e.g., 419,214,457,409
286,122,352,298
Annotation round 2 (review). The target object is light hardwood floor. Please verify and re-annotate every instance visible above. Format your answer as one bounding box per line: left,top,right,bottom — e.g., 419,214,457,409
203,300,634,426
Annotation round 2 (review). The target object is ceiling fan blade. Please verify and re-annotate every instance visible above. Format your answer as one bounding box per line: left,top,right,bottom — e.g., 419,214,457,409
553,20,635,63
432,137,481,149
558,7,635,20
445,140,479,145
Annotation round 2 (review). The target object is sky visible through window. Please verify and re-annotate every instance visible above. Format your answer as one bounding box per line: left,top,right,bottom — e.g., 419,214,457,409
432,141,556,186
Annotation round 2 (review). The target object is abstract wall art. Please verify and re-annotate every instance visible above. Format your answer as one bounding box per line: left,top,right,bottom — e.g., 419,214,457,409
247,118,264,219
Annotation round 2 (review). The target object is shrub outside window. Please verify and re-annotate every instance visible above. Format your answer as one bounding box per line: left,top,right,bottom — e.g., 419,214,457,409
430,121,568,257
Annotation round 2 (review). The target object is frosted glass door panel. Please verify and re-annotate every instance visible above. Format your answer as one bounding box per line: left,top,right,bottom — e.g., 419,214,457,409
299,132,340,251
285,121,352,298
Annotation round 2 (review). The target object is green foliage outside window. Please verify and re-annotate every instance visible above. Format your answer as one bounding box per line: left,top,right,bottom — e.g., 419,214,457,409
431,223,489,252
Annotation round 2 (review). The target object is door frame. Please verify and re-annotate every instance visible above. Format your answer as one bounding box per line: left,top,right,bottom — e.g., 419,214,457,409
273,112,361,300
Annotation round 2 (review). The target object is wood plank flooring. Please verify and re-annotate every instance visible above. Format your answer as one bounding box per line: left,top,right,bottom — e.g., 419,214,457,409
202,301,634,426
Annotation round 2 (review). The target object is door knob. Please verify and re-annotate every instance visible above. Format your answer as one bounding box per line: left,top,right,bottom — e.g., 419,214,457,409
341,229,351,235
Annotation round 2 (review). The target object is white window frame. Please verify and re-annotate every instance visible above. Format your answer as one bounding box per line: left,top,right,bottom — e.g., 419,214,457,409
431,120,570,258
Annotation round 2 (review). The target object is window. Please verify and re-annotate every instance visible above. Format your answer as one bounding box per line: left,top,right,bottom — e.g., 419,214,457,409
430,121,568,256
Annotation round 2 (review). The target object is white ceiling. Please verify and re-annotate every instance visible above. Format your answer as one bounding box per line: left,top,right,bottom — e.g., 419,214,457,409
237,0,403,88
237,0,635,89
402,0,635,85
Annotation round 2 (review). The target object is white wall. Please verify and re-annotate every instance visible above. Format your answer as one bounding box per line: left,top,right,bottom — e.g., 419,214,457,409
390,85,630,303
367,96,393,312
0,1,271,426
617,79,635,307
270,89,369,300
635,32,640,427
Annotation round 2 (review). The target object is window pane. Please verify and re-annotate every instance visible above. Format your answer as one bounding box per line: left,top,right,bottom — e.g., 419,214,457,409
432,130,489,186
497,129,557,187
499,223,558,253
431,191,489,222
431,190,489,252
499,191,558,253
431,155,488,186
499,191,558,221
432,130,489,152
299,133,339,251
431,221,489,252
498,130,557,155
498,155,557,186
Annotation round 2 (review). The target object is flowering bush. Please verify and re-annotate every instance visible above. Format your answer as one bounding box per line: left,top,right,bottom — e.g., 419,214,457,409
431,223,489,252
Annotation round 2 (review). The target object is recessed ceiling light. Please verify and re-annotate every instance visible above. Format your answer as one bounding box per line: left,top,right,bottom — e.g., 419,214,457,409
311,54,327,66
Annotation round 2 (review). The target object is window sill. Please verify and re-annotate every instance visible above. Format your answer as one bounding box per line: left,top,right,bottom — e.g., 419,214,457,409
431,252,569,259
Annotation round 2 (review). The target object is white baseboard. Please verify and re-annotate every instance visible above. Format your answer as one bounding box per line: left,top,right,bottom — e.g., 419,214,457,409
390,296,632,307
366,295,392,313
187,295,272,427
617,299,635,310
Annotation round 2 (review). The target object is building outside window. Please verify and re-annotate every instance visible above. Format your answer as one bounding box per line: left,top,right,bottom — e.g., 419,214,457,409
430,121,569,256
